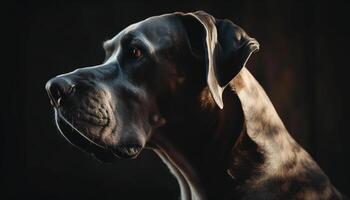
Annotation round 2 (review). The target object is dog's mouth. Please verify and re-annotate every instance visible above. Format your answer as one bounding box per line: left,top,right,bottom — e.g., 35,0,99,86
54,108,143,161
112,144,143,159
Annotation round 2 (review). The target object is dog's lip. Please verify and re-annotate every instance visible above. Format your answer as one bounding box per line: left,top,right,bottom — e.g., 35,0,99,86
56,109,106,149
54,108,144,160
54,109,116,162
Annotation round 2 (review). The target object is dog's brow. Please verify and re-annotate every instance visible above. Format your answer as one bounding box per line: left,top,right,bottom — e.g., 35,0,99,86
120,32,136,43
121,32,155,54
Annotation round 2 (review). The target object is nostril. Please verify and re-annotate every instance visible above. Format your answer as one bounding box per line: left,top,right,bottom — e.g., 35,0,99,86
66,84,75,95
45,77,75,107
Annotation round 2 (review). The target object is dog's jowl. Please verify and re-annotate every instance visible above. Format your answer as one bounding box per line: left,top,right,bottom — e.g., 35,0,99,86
46,11,347,200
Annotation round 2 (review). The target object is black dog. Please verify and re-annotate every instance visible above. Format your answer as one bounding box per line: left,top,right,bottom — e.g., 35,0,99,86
46,11,346,200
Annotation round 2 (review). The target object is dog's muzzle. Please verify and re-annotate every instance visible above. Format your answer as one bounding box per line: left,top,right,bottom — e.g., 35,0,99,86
46,76,143,161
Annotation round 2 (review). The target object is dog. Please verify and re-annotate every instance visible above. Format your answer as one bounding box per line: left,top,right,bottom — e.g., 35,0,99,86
45,11,346,200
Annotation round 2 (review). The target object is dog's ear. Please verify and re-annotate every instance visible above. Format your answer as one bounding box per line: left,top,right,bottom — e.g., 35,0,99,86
178,11,259,109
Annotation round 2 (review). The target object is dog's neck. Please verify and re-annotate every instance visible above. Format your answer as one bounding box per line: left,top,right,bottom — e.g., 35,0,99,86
228,67,298,176
148,67,303,200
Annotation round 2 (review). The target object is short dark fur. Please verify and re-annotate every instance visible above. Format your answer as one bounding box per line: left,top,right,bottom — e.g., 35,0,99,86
46,11,346,200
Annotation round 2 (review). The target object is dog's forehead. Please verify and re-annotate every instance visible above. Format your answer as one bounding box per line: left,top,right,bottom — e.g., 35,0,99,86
105,14,184,50
137,14,181,33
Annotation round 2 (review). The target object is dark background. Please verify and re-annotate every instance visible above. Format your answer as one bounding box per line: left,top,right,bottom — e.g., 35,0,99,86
4,0,349,199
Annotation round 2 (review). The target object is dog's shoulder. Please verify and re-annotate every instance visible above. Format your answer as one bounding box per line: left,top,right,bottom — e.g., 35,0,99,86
235,157,344,200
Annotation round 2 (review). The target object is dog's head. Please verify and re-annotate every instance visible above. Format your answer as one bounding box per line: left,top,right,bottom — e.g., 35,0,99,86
45,11,258,162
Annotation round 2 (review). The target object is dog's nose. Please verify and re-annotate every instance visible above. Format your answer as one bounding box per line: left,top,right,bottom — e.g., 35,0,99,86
45,77,75,107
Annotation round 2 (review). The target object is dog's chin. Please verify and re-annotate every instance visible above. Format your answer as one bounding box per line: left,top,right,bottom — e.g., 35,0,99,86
54,109,117,163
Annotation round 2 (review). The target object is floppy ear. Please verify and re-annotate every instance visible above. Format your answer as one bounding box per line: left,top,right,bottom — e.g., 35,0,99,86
179,11,259,109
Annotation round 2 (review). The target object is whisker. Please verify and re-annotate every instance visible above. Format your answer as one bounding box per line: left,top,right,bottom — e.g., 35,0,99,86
54,109,79,147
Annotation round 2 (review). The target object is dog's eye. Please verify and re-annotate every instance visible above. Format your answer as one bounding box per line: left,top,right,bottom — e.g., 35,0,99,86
131,47,143,58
